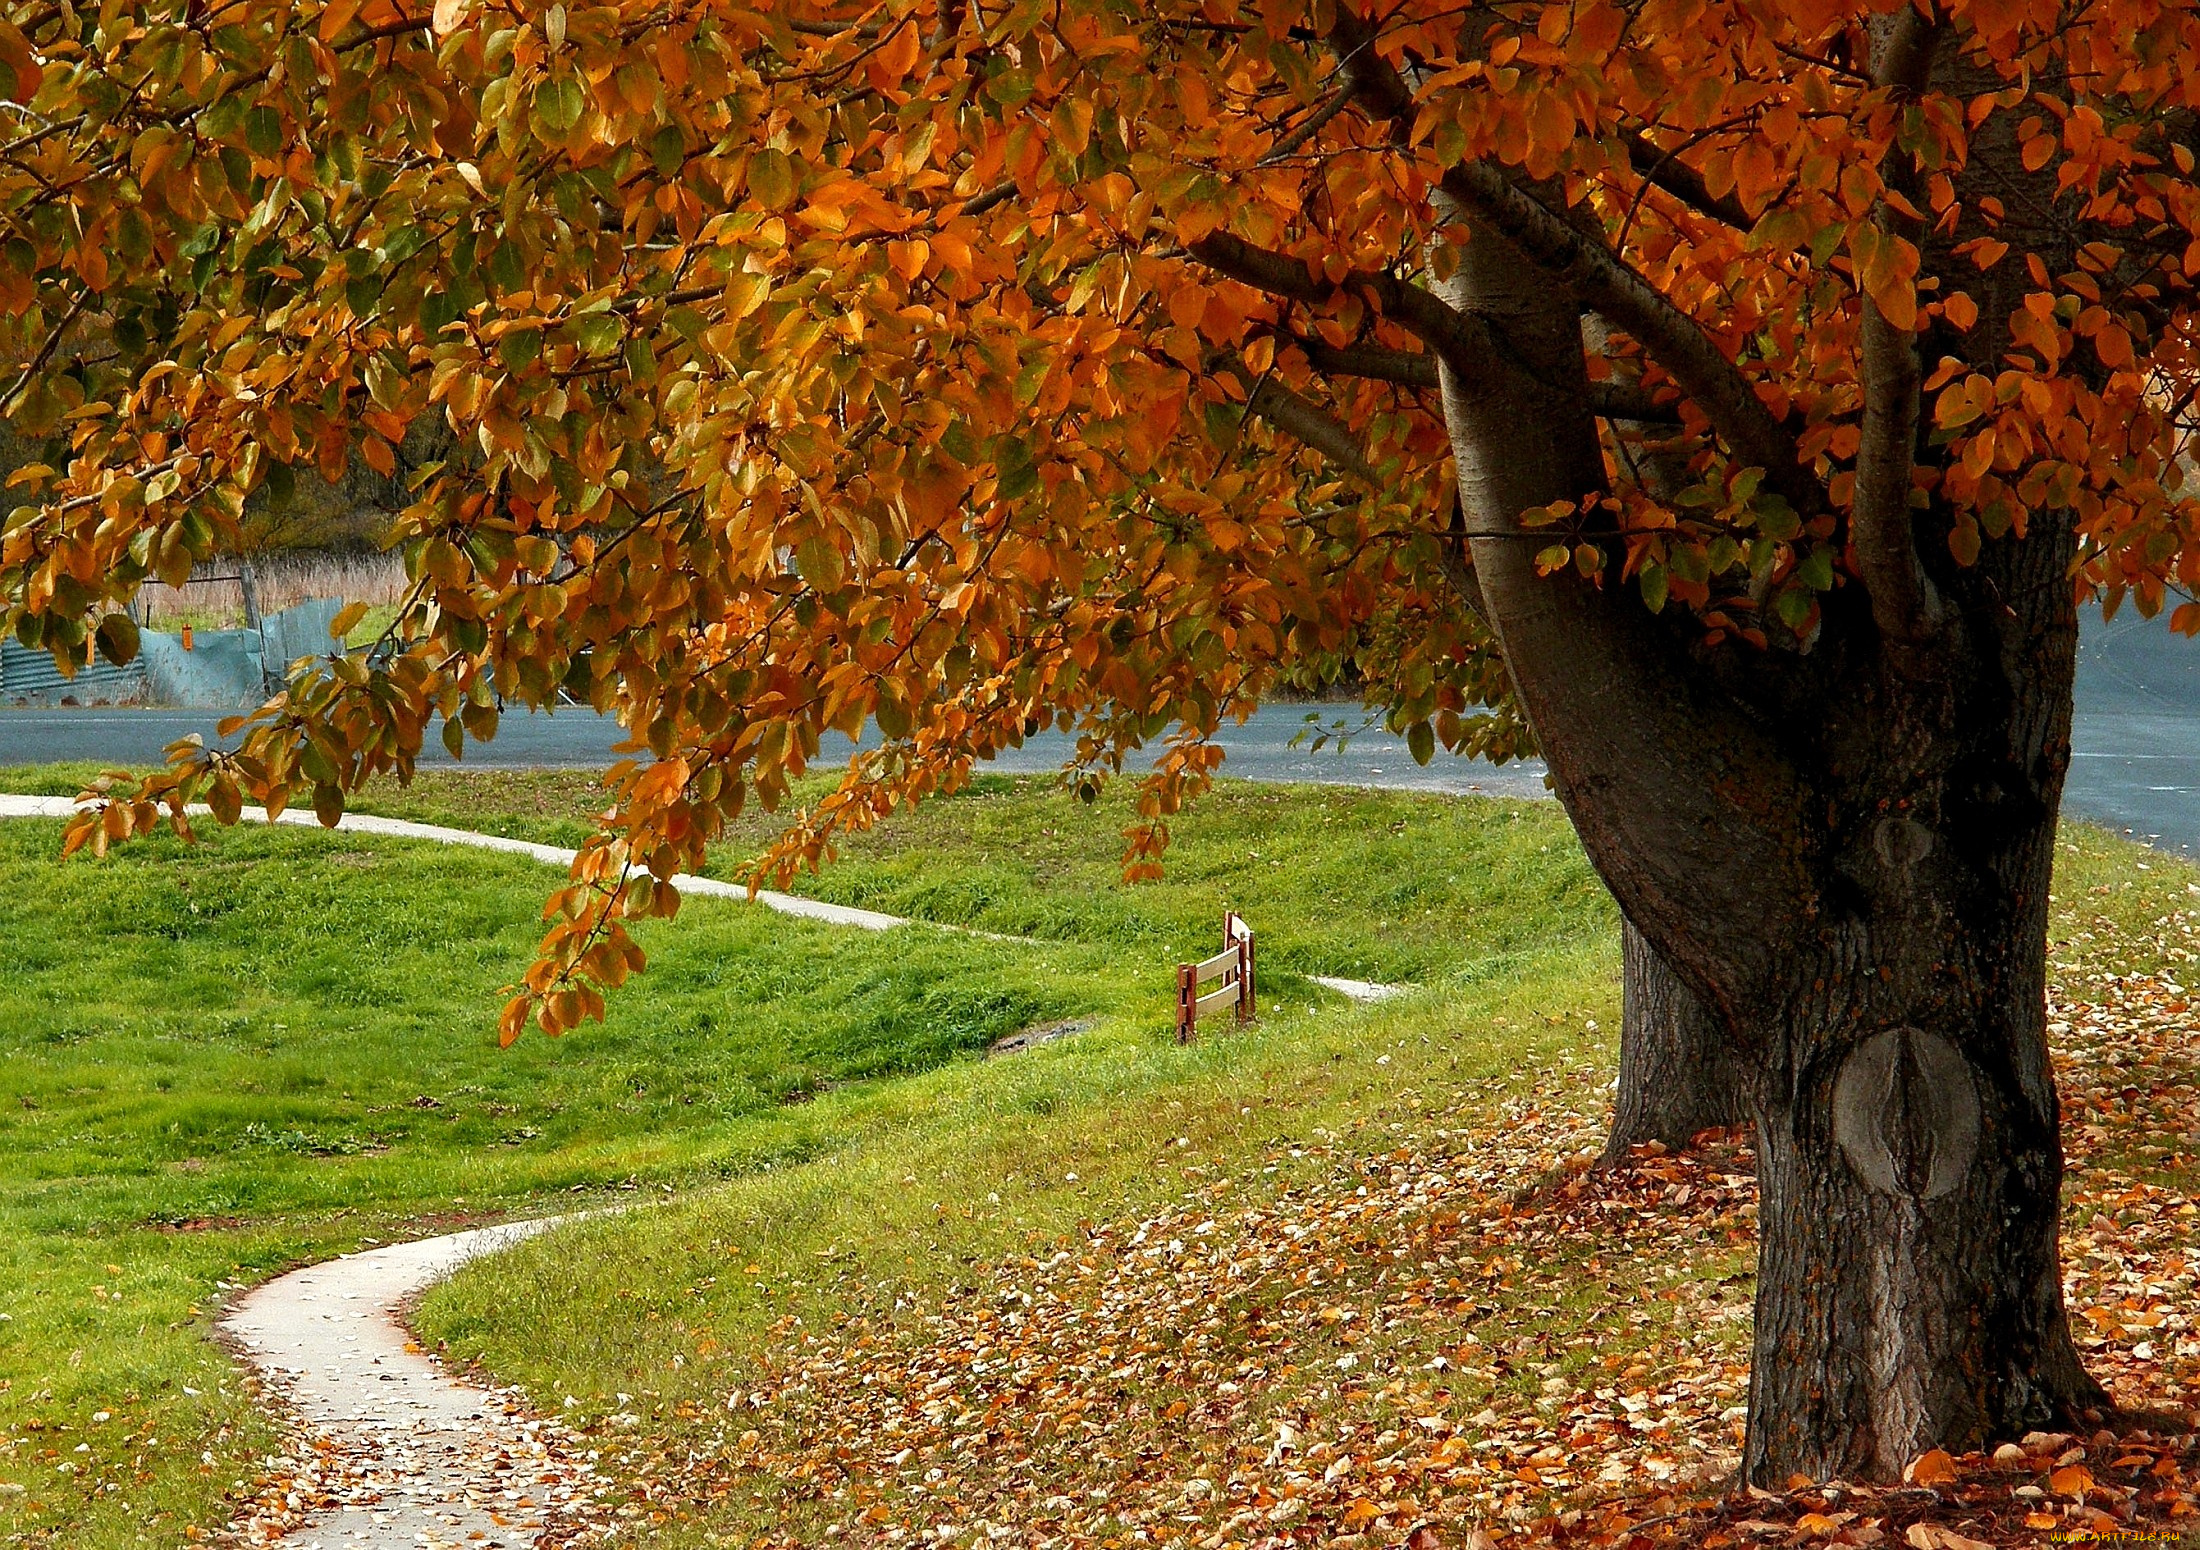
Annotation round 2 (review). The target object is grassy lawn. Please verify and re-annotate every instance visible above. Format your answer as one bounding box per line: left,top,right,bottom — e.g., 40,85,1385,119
4,761,1610,982
2,761,2188,1547
0,765,1601,1548
0,810,1141,1547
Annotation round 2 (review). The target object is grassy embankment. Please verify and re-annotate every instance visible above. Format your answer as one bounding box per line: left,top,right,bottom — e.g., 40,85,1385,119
0,765,1606,1548
403,791,2200,1546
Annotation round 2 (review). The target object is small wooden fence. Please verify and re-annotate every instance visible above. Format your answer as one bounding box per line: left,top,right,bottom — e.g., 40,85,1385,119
1176,911,1255,1042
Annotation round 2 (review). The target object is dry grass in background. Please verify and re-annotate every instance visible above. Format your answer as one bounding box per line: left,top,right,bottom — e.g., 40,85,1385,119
133,550,408,630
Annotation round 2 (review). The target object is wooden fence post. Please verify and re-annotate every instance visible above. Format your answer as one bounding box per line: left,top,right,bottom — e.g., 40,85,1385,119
1180,914,1255,1042
1232,913,1255,1024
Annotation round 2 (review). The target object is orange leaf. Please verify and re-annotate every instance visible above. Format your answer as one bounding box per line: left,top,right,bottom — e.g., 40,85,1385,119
2048,1464,2093,1497
317,0,364,42
1907,1448,1959,1486
0,20,40,103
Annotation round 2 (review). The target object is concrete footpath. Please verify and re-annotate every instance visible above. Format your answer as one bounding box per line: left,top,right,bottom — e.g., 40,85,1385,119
0,789,1406,1546
0,792,907,930
218,1222,607,1548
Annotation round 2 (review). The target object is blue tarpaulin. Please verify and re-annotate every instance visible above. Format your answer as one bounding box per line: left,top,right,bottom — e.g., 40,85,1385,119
1,599,347,708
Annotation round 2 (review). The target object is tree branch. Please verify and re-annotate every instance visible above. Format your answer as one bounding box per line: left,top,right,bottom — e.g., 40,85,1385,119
1621,130,1754,231
1187,231,1502,381
1851,6,1946,652
1314,7,1828,523
1435,161,1827,522
1214,353,1381,487
1290,333,1681,423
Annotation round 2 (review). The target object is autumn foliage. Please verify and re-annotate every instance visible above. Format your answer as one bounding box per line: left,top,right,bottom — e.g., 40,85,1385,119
2,0,2198,1045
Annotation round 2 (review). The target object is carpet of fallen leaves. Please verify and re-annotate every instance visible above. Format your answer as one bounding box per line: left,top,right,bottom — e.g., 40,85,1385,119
211,1365,616,1548
556,899,2200,1550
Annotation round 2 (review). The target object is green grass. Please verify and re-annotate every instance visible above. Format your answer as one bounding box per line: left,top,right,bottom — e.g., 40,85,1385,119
1,758,2182,1547
0,764,1601,1548
0,812,1144,1548
0,762,1613,984
412,945,1625,1543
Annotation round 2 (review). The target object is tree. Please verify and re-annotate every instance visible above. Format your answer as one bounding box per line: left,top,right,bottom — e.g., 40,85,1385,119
3,0,2191,1483
1605,921,1747,1166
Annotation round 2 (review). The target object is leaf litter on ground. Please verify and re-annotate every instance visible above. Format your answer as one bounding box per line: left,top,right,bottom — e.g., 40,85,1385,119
271,896,2200,1550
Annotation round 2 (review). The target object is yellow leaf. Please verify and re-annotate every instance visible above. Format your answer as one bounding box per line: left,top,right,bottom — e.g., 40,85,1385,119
329,600,369,640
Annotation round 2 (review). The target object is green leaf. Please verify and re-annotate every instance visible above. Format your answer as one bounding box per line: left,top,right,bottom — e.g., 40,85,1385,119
418,288,460,333
794,535,844,590
1638,561,1668,614
1752,493,1800,541
94,613,139,667
985,67,1035,108
245,105,283,157
1797,547,1834,591
652,124,685,178
1407,720,1435,766
498,327,541,372
202,94,246,139
533,77,586,134
748,149,796,208
487,241,526,295
569,313,622,356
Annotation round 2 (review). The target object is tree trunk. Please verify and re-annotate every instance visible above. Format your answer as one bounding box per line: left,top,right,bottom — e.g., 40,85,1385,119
1743,806,2105,1478
1602,918,1749,1165
1428,189,2102,1483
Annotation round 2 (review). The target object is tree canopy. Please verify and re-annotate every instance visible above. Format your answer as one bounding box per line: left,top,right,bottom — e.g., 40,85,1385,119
5,0,2199,1040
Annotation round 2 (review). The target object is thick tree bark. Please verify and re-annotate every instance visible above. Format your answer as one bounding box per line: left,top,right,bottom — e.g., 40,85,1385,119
1602,919,1748,1165
1734,521,2106,1479
1423,187,2101,1485
1248,12,2108,1484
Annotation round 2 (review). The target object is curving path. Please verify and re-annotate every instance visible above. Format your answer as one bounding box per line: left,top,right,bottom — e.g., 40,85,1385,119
219,1220,606,1549
0,792,906,929
0,792,1408,1002
0,790,1405,1546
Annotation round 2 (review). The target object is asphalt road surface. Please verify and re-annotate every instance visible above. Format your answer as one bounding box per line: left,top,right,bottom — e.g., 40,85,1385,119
4,605,2197,849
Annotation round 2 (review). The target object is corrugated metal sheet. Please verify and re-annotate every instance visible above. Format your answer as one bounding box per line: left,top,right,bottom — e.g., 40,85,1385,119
2,599,347,707
0,641,149,705
258,597,343,679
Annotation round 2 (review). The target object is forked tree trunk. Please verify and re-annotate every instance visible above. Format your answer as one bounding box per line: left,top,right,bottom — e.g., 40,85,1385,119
1431,191,2103,1482
1602,918,1749,1165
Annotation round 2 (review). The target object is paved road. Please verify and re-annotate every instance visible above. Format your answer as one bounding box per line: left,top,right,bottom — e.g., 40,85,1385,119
0,698,1556,797
5,605,2197,847
2065,603,2200,853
